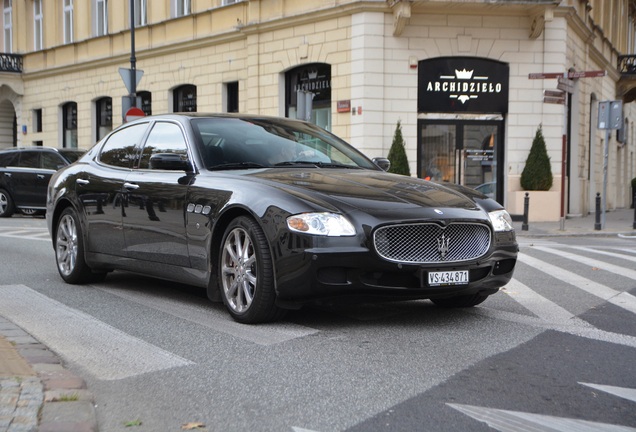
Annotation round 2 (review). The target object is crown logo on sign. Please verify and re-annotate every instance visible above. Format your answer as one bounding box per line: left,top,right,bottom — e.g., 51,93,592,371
307,69,318,79
455,69,474,79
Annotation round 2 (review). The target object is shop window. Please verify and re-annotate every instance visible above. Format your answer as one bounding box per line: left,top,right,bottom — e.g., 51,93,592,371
173,85,197,113
96,97,112,141
285,63,331,131
33,109,42,133
225,81,238,113
139,91,152,116
62,102,77,148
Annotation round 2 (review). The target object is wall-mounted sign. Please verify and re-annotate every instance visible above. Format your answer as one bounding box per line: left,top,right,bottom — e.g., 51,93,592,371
337,100,351,113
418,57,509,114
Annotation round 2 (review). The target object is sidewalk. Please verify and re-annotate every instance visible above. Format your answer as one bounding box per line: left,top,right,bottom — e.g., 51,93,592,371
1,207,634,432
0,316,97,432
514,207,636,238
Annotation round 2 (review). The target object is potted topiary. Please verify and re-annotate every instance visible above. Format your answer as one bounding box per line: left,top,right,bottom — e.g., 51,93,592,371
520,125,553,191
512,125,560,222
387,120,411,176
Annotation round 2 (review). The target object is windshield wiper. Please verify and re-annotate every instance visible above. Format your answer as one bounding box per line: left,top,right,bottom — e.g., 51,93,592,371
273,161,362,169
209,162,267,170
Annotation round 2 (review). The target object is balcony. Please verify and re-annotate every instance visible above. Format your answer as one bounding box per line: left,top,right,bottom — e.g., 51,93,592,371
0,53,22,73
618,55,636,75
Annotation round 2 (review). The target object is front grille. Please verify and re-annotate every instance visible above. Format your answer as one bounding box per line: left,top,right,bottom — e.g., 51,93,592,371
373,223,491,264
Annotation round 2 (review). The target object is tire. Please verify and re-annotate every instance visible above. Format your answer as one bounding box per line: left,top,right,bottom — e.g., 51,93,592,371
54,207,107,284
0,189,15,218
218,216,285,324
431,293,489,308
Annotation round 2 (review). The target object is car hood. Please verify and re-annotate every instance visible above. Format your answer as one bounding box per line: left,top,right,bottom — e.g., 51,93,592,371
247,168,485,217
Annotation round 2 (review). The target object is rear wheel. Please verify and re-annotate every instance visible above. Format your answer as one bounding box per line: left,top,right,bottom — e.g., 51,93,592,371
219,216,285,324
431,293,489,308
0,189,14,217
55,207,106,284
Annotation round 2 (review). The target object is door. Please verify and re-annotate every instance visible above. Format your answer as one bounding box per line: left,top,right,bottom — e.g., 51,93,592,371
123,121,192,266
418,120,503,203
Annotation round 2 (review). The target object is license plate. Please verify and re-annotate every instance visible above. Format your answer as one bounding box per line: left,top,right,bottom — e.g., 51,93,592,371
428,270,469,286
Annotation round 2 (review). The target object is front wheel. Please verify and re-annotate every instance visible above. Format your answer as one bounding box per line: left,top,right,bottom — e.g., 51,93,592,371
219,216,285,324
0,189,15,217
55,207,106,284
431,293,489,308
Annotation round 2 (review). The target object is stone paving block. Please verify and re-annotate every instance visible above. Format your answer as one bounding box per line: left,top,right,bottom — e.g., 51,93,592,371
39,401,98,432
44,389,93,403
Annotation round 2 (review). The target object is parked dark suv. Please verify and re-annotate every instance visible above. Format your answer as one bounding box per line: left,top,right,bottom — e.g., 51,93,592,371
0,147,84,217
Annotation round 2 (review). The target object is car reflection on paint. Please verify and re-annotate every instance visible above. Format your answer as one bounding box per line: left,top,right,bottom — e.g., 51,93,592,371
46,113,518,324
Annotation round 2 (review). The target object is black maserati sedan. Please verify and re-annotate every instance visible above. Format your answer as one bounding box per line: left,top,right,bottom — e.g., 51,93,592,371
47,113,518,324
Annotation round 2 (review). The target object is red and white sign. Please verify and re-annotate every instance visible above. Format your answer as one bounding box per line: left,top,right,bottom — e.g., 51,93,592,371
125,107,145,123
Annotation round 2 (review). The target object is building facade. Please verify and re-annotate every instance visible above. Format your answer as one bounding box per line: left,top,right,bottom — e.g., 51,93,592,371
0,0,634,220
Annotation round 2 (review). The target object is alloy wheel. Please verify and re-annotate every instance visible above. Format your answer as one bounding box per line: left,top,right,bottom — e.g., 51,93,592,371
221,226,257,314
56,213,79,277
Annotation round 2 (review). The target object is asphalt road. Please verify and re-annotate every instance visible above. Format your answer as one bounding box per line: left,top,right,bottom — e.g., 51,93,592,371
1,216,635,432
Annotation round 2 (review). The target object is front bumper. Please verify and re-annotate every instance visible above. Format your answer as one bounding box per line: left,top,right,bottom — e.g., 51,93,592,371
273,232,518,308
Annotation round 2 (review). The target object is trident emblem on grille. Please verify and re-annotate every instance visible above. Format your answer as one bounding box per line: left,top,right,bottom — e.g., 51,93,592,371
437,234,450,260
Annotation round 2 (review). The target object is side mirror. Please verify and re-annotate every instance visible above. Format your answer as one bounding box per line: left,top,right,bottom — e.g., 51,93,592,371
372,157,391,171
149,153,191,171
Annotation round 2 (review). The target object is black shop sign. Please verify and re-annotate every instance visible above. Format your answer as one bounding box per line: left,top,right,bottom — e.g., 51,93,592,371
418,57,509,114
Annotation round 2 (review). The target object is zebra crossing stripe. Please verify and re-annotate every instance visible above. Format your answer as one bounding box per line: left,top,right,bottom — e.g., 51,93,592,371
531,246,636,281
0,284,194,381
447,403,636,432
579,383,636,404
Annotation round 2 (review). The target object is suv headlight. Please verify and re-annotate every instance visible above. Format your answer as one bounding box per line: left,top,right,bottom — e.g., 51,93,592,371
489,209,514,232
287,212,356,236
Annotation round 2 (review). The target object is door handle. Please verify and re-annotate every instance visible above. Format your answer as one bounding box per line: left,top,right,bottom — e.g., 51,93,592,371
3,172,10,177
124,182,140,190
76,179,89,185
37,174,45,180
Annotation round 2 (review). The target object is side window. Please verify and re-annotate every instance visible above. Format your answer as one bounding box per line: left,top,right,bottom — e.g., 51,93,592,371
18,151,40,168
139,122,188,169
41,152,66,170
0,152,18,167
98,123,148,168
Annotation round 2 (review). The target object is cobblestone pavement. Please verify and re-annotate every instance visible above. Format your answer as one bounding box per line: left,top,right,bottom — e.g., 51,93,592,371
0,317,97,432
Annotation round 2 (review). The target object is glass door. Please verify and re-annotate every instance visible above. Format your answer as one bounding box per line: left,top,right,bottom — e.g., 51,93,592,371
418,120,503,203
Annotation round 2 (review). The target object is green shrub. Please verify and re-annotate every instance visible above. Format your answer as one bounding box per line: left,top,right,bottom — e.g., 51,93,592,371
520,125,553,191
387,120,411,176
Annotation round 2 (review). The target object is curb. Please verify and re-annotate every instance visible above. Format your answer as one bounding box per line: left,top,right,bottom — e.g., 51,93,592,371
0,319,98,432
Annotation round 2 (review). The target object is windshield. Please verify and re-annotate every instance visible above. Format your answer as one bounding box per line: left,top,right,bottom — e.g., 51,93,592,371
191,117,379,171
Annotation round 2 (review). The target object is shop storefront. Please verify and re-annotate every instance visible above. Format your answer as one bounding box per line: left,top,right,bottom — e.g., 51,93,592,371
417,57,509,205
285,63,331,131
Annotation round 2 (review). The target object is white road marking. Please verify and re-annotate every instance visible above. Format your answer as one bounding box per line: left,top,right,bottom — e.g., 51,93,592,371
448,403,636,432
0,284,194,381
99,285,319,346
531,246,636,281
568,246,636,263
517,253,636,314
0,228,50,241
580,383,636,404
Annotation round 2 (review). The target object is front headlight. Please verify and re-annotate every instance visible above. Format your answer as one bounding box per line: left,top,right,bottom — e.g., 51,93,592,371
489,209,514,232
287,212,356,236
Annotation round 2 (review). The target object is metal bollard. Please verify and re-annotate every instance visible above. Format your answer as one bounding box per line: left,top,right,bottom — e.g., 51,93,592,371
594,192,602,230
522,192,529,231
